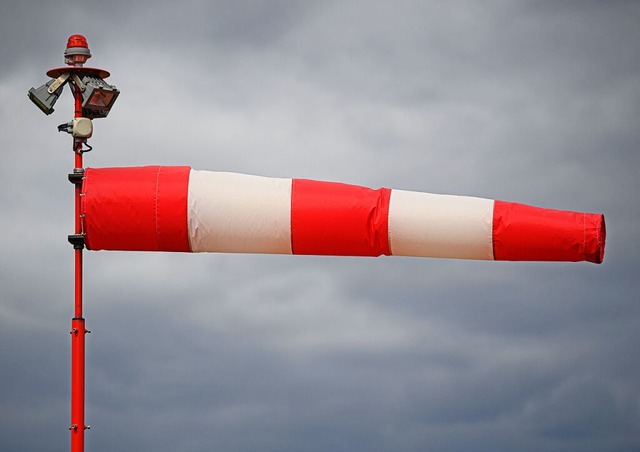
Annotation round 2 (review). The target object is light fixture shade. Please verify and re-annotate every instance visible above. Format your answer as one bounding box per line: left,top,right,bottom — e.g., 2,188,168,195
27,79,63,115
80,75,119,118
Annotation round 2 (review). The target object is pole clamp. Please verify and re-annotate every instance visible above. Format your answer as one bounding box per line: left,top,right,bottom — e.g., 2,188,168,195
68,234,85,249
68,168,85,185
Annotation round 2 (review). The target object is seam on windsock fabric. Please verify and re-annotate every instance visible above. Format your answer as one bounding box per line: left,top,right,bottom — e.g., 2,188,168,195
290,179,296,254
386,190,396,256
490,200,495,261
378,188,392,256
186,169,193,252
583,212,587,260
154,166,161,251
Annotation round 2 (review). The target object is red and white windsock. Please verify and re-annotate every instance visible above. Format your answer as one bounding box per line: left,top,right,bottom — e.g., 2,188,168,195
80,166,605,263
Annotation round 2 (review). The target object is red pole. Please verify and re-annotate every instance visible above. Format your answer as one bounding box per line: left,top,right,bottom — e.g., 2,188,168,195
70,82,87,452
29,33,115,452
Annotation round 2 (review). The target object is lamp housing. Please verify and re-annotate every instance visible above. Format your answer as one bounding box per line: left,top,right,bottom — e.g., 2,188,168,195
28,79,64,115
80,75,120,119
72,118,93,138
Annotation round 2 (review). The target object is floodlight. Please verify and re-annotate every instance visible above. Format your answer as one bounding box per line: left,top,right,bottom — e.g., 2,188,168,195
28,79,64,115
79,75,119,119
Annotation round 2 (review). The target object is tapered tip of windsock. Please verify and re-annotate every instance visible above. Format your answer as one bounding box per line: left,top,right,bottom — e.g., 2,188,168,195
492,202,606,264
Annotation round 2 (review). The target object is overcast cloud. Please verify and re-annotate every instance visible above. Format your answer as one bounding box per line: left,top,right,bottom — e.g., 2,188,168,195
1,1,639,451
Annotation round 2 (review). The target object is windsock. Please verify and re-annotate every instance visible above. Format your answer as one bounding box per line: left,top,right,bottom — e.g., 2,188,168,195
81,166,605,263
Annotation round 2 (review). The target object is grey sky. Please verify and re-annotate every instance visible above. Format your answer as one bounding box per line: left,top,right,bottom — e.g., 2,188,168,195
1,1,639,451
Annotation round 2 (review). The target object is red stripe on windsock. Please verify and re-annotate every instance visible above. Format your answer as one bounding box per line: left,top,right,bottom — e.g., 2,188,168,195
492,201,606,263
82,166,191,251
291,179,392,256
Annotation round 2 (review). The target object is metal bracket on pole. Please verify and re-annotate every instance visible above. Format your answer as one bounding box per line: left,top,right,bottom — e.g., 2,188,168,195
49,72,71,93
68,234,85,249
68,169,85,185
70,74,85,92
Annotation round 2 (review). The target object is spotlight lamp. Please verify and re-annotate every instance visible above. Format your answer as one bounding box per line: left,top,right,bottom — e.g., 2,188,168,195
77,75,120,119
28,78,64,115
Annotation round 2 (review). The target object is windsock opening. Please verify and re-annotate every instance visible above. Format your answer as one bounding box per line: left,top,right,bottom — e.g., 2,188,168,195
82,166,191,252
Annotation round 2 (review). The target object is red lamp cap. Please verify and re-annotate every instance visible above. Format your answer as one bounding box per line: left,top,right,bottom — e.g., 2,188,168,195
67,34,89,49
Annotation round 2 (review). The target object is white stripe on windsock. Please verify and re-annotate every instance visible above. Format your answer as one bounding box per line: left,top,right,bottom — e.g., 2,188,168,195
388,190,495,260
188,171,292,254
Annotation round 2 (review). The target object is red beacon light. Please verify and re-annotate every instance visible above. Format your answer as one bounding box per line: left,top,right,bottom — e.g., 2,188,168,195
64,34,92,66
67,34,88,48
